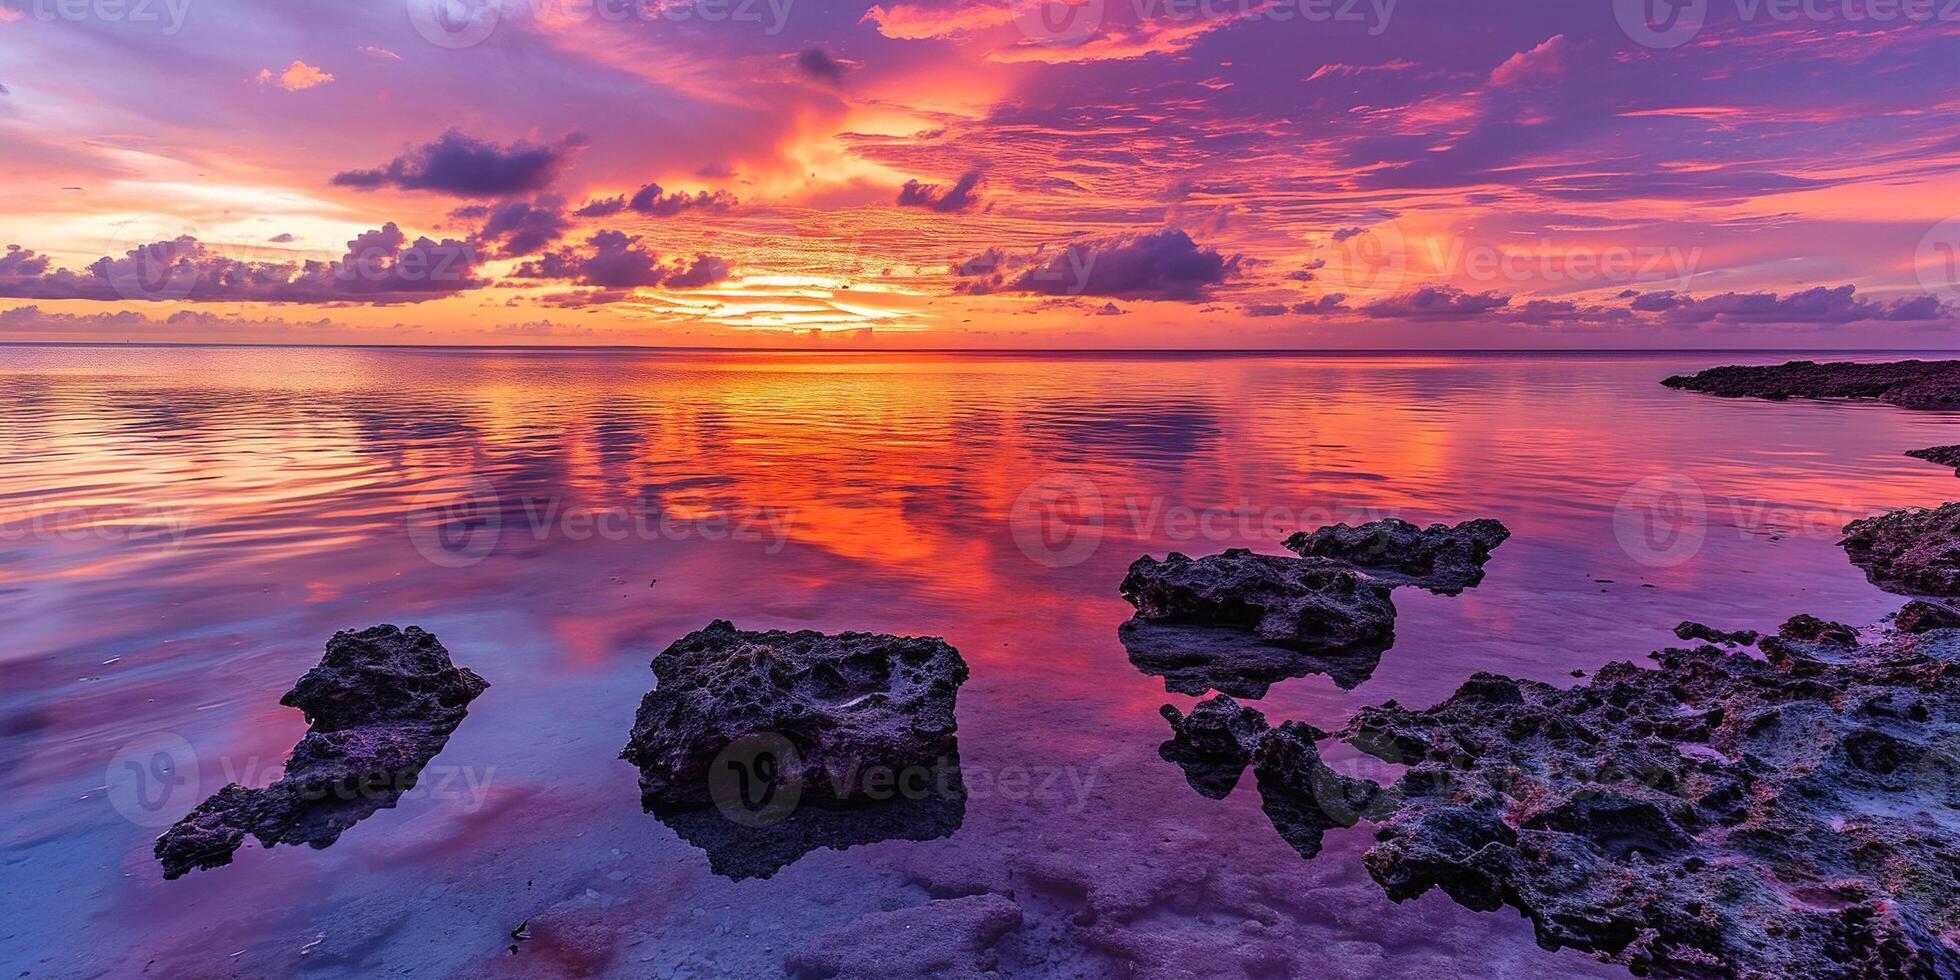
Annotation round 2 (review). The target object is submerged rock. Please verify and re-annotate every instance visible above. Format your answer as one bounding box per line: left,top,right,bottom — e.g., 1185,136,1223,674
1251,721,1390,861
1119,517,1508,697
620,620,968,878
1661,358,1960,409
1906,445,1960,476
1672,620,1758,647
1841,502,1960,597
1119,549,1397,651
154,625,489,879
1339,622,1960,977
1119,621,1386,697
1283,518,1511,595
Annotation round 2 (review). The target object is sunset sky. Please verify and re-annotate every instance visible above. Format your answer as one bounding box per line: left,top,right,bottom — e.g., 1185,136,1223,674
3,0,1959,347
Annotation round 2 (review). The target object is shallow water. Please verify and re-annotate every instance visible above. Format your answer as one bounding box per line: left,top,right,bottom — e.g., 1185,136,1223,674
3,346,1955,977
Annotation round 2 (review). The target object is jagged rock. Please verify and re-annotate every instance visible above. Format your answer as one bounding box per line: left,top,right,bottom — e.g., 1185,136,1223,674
1120,621,1385,697
1282,518,1511,595
154,625,488,879
1841,503,1960,597
1338,627,1960,977
785,893,1024,979
1906,445,1960,476
620,621,968,878
621,620,967,811
1897,599,1960,634
1119,519,1508,698
1157,695,1282,799
1769,613,1860,649
1661,359,1960,409
1120,549,1397,651
1673,621,1758,647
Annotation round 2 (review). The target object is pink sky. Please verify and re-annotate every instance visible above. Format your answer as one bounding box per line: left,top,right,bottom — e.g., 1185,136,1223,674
2,0,1959,347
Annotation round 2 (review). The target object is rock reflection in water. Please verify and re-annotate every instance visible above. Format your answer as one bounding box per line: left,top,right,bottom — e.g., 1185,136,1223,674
651,757,966,881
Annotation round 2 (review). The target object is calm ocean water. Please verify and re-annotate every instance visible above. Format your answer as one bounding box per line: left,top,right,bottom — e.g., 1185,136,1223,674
3,346,1956,977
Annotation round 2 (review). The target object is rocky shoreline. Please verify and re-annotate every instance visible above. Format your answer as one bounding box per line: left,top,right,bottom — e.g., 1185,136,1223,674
1661,358,1960,409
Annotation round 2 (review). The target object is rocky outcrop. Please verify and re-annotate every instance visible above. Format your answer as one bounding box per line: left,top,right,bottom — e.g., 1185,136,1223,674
155,625,489,879
1661,358,1960,409
1283,518,1511,595
1841,502,1960,597
620,621,968,878
1906,445,1960,476
1157,695,1280,798
1120,549,1398,651
1338,617,1960,977
1897,599,1960,634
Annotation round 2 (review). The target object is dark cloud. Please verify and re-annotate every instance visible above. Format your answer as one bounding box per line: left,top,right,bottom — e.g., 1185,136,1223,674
460,198,570,257
1004,229,1239,301
1633,285,1950,325
332,130,584,198
897,170,983,213
795,47,848,86
1361,286,1512,319
1290,294,1348,314
1244,303,1290,317
268,233,296,243
1330,227,1365,242
0,226,482,304
512,230,731,291
573,183,737,218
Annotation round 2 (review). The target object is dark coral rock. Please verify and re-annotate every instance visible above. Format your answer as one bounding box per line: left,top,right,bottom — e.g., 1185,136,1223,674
1662,359,1960,410
154,625,488,879
1906,445,1960,476
1119,549,1397,651
1896,599,1960,634
1282,517,1511,595
1841,502,1960,597
1251,721,1389,860
1339,633,1960,977
1156,695,1280,799
621,620,967,811
1673,621,1759,647
1773,613,1860,648
620,621,968,878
